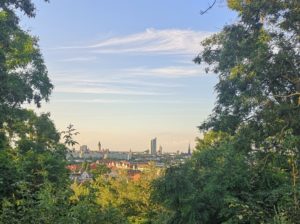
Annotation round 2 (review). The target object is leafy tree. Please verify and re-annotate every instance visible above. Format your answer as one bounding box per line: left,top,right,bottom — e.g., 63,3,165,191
0,1,74,223
194,1,300,221
155,1,300,223
0,0,52,127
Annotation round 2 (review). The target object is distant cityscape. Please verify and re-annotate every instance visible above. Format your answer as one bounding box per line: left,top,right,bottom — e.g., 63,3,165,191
67,137,192,162
67,137,193,182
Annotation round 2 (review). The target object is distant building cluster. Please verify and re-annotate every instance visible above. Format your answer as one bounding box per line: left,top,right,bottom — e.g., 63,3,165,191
67,138,192,163
67,141,133,161
66,138,194,183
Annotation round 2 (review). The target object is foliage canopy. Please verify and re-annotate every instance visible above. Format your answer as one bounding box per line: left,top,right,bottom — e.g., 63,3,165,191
154,1,300,223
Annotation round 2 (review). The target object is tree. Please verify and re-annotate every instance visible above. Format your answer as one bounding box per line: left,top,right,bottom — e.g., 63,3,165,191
0,0,52,125
155,1,300,223
0,1,74,222
194,2,300,220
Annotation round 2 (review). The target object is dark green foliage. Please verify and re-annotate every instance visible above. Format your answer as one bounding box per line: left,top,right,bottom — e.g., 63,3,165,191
0,0,52,144
154,1,300,223
0,1,72,222
0,8,52,109
0,112,71,222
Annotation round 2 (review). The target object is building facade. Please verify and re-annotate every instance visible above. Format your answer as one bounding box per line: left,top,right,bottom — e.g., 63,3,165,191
151,138,157,155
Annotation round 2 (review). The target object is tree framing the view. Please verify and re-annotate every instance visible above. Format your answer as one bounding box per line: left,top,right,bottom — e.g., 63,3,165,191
154,1,300,223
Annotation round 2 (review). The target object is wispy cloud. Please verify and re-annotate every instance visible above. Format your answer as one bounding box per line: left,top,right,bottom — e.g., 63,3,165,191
54,99,136,103
52,28,212,55
53,99,186,104
47,29,211,102
50,70,189,97
53,77,182,87
54,86,172,96
59,57,97,62
123,66,205,78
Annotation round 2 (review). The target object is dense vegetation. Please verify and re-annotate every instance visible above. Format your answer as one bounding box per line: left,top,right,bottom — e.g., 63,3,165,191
0,0,70,222
68,164,167,223
0,0,299,223
154,0,300,223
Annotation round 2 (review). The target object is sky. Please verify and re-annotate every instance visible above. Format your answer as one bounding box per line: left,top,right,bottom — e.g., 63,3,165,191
22,0,237,152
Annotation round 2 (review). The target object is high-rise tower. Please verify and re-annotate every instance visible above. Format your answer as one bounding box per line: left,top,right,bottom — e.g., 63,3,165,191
150,138,157,155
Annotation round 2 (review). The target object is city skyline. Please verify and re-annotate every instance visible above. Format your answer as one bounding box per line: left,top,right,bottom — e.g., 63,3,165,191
23,0,237,151
74,137,190,154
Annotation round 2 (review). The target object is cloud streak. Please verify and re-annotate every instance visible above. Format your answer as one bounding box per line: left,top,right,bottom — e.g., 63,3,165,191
59,57,97,62
53,76,182,87
54,86,172,96
53,99,186,104
124,66,204,78
47,29,212,102
53,28,212,55
49,65,206,98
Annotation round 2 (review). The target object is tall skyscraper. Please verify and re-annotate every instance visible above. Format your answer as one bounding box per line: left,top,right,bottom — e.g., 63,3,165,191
151,138,157,155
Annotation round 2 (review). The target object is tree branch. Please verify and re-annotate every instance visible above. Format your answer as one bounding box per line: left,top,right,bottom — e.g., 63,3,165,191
200,0,217,15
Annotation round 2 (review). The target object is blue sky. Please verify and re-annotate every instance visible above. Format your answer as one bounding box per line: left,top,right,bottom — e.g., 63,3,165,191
23,0,237,152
